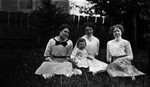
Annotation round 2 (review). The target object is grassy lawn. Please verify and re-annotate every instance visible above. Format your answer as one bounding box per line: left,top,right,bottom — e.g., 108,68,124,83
0,48,149,87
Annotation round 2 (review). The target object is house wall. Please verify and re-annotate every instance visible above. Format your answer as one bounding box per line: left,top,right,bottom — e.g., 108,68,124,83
0,0,41,12
0,0,18,12
0,0,69,13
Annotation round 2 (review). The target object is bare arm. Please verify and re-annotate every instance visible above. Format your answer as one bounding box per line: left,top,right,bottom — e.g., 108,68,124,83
44,39,53,61
66,40,73,58
125,41,133,60
97,39,100,56
106,43,112,63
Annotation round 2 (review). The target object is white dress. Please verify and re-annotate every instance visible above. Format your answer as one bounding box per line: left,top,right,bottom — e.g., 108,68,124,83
35,37,82,78
82,35,108,73
106,38,145,77
70,48,89,68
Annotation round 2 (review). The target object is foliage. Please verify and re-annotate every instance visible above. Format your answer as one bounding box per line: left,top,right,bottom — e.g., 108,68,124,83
69,0,95,16
87,0,150,22
29,0,70,46
30,0,69,30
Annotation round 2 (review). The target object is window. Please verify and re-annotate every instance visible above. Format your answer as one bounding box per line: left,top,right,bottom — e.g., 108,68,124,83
18,0,33,12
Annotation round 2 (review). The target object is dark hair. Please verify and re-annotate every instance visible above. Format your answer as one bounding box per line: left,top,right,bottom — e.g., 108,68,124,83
59,24,71,32
76,37,86,48
81,22,96,31
109,24,124,35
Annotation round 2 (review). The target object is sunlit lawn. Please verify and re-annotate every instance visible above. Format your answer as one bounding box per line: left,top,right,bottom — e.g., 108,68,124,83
1,48,149,87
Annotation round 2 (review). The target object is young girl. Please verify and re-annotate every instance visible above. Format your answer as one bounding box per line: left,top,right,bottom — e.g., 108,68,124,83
70,38,91,68
71,37,107,74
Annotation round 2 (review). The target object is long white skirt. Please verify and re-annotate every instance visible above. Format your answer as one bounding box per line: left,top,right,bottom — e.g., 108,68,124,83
106,58,145,77
35,61,82,78
87,58,108,74
75,58,89,68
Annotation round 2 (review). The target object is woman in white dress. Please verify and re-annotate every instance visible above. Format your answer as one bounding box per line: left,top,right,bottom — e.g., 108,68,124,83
35,24,81,79
72,22,108,74
106,24,145,78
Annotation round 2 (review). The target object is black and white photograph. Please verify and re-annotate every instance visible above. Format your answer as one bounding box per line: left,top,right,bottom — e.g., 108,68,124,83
0,0,150,87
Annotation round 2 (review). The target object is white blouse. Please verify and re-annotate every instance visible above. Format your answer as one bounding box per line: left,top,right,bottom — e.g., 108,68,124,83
70,48,88,61
82,35,100,57
44,37,73,57
107,38,133,61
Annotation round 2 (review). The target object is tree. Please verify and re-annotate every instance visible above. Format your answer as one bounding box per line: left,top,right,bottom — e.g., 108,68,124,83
30,0,69,46
87,0,150,49
30,0,69,30
86,0,149,23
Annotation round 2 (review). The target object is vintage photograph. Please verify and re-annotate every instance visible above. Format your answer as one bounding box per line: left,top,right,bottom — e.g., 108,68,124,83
0,0,150,87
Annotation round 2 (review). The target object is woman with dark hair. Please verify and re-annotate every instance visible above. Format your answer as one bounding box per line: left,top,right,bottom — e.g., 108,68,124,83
106,24,145,79
72,22,108,74
81,22,98,58
35,24,81,79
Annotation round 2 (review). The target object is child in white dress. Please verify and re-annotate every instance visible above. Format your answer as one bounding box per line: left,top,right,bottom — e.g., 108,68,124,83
71,37,108,74
70,38,91,68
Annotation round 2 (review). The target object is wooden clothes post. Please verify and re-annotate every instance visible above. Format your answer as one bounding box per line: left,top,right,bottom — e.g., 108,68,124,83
132,15,137,49
80,68,89,87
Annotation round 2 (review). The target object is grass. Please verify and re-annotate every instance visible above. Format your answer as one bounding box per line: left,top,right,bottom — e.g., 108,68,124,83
0,48,149,87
